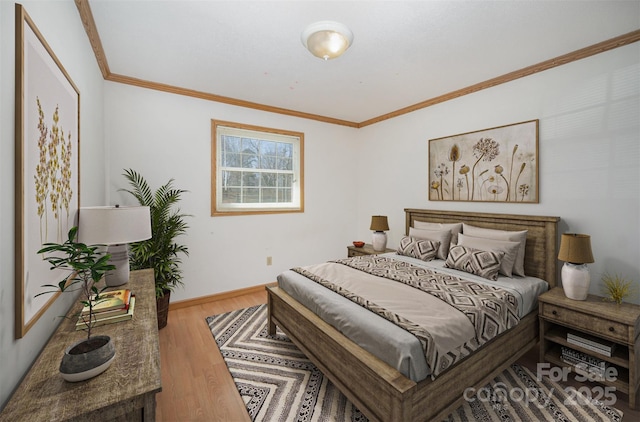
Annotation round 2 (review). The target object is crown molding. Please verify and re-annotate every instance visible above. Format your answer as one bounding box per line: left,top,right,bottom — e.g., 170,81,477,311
75,1,639,128
358,29,640,128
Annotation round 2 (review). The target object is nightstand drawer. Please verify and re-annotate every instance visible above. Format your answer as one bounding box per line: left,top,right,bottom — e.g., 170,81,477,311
347,244,394,257
541,303,629,344
348,249,367,257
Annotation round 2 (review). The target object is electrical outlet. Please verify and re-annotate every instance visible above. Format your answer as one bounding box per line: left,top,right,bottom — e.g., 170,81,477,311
266,256,272,266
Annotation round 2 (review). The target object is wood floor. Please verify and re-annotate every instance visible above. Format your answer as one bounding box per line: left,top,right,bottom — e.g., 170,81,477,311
156,290,266,421
156,290,639,421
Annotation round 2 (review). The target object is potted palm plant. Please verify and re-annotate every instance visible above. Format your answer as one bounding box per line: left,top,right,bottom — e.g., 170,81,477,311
120,168,189,329
37,226,117,382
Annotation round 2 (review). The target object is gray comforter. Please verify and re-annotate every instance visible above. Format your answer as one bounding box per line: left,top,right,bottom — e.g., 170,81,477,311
278,254,546,381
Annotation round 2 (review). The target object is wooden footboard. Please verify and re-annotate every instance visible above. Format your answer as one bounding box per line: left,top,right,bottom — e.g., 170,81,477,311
267,285,539,422
267,285,416,421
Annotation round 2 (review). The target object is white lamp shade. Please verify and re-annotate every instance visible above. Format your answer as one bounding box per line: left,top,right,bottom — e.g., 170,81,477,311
78,206,151,245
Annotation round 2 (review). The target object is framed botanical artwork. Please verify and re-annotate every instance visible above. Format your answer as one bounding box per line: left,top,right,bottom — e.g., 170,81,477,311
428,120,539,203
15,4,80,338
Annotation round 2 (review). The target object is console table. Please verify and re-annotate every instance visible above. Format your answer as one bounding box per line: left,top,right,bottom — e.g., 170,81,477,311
0,269,161,421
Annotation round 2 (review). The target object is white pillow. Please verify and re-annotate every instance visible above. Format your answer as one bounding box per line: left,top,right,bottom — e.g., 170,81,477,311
408,227,451,260
413,221,463,244
462,223,528,276
457,233,520,278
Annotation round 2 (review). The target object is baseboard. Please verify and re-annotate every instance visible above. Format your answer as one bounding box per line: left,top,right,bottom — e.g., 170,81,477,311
168,282,277,310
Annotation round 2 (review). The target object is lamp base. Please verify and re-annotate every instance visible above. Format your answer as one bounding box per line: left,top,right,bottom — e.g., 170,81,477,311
561,262,590,300
372,231,388,252
105,244,130,287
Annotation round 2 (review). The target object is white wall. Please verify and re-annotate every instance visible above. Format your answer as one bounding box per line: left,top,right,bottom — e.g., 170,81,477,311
0,0,106,410
104,83,360,301
356,44,640,303
104,41,639,307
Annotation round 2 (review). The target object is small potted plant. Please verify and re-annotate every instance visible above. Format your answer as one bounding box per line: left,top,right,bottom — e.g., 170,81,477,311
601,272,637,305
120,169,189,329
37,226,117,382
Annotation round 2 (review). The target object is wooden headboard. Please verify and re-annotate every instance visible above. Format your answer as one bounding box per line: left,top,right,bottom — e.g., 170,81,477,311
405,208,560,287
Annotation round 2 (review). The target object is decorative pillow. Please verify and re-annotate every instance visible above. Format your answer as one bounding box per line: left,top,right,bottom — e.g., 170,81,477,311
397,236,439,262
462,223,528,276
413,221,463,244
457,233,520,277
444,244,505,281
409,227,452,260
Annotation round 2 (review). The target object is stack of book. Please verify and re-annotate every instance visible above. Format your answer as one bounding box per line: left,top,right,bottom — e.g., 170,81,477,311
561,346,608,381
75,289,135,330
566,331,615,357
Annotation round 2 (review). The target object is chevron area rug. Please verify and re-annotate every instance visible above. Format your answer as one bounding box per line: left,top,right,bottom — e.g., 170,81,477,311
206,305,623,422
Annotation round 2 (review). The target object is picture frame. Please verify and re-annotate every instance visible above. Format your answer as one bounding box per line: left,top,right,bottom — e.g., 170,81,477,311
428,120,538,203
15,4,80,338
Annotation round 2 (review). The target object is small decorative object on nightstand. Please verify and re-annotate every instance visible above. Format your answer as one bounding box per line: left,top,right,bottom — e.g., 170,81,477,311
538,287,640,409
601,273,637,305
370,215,389,252
558,233,594,300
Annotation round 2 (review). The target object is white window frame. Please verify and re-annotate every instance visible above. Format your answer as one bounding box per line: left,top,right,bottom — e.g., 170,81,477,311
211,119,304,216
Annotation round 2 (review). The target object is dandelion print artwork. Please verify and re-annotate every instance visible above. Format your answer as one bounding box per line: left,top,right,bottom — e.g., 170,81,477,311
428,120,538,203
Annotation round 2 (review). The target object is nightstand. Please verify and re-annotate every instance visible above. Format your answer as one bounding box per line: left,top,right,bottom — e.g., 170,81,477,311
347,243,394,257
538,287,640,409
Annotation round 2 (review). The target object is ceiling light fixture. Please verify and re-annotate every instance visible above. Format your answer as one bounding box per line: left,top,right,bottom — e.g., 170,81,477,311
301,21,353,61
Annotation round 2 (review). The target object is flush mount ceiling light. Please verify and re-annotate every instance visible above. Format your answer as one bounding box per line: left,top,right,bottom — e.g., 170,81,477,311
301,21,354,60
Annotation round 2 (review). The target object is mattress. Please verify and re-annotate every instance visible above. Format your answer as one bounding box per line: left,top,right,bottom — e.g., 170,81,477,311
277,253,548,382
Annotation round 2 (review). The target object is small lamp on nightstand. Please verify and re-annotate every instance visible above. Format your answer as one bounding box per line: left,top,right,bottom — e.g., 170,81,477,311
558,233,594,300
370,215,389,252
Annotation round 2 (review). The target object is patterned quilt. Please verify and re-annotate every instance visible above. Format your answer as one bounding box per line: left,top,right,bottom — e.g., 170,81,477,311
293,255,520,377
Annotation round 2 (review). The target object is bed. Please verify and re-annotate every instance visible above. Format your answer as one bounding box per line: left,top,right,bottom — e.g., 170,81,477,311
267,209,560,421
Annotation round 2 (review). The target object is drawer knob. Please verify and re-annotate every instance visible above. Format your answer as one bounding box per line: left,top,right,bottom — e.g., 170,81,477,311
552,310,558,316
609,327,615,332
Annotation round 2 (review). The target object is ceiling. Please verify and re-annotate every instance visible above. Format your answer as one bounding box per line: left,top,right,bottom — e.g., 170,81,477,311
87,0,640,125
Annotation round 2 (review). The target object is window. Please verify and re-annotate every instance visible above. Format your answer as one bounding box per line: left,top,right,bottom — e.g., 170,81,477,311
212,120,304,216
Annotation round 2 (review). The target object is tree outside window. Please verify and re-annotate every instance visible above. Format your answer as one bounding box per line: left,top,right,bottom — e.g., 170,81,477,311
212,120,303,216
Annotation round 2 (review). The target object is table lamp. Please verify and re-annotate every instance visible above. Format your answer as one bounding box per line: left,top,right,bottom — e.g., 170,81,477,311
78,205,152,286
558,233,594,300
370,215,389,252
